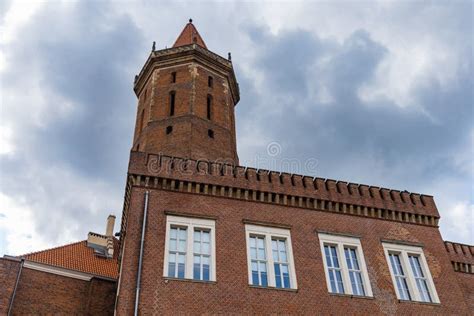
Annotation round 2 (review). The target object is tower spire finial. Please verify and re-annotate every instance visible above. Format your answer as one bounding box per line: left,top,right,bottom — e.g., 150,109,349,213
173,19,207,48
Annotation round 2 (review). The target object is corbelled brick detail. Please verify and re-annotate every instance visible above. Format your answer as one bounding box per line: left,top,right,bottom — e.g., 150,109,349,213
127,152,440,220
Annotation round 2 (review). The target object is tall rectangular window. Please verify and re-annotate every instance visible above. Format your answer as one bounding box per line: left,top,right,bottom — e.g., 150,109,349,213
318,233,373,297
409,255,432,302
193,229,211,281
164,216,216,282
383,243,439,303
272,238,290,288
389,253,411,300
245,224,297,289
345,247,365,296
250,236,268,286
167,227,186,278
324,245,344,294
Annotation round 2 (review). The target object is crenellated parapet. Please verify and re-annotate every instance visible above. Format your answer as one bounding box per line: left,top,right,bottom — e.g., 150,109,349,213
124,152,440,227
444,241,474,274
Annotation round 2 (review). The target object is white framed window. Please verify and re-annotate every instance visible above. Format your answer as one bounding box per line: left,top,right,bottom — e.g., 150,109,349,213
245,224,297,289
318,233,373,297
163,215,216,281
382,242,439,303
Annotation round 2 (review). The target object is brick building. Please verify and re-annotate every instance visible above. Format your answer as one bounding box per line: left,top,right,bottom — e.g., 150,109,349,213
1,216,118,315
1,20,473,315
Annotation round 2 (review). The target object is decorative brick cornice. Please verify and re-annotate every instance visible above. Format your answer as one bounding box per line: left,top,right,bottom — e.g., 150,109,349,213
133,44,239,103
133,152,439,213
122,152,442,229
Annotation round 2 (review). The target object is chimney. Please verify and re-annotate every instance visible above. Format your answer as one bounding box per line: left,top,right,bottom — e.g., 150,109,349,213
106,215,116,237
87,214,116,258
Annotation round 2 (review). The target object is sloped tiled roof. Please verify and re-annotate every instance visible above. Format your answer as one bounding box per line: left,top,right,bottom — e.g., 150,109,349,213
173,19,207,49
21,239,119,279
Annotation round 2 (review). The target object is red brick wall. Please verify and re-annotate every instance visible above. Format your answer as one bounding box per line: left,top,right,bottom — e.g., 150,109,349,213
0,258,21,314
455,272,474,312
1,265,116,315
115,187,470,315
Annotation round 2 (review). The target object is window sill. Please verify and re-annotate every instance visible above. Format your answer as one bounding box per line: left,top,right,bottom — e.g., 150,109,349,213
398,299,440,306
329,293,374,300
248,285,298,293
163,277,217,285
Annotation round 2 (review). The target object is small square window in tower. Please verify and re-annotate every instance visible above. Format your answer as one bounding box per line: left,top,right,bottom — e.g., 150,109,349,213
166,126,173,135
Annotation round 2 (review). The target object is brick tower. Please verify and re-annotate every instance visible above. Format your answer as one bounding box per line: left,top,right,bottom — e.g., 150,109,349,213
132,19,240,164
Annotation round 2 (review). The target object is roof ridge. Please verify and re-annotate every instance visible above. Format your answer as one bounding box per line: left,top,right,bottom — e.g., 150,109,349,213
20,240,86,258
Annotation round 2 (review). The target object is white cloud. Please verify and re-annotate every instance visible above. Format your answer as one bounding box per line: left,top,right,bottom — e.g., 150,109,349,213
440,201,474,244
0,192,49,255
0,0,45,71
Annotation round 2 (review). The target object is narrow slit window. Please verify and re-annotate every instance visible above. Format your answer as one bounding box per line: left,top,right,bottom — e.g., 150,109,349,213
171,72,176,83
139,109,145,131
208,129,214,139
207,95,212,120
208,76,213,88
169,92,175,116
166,126,173,135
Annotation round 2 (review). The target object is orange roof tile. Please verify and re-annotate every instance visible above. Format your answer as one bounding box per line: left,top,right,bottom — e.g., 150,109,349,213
173,19,207,49
21,239,119,279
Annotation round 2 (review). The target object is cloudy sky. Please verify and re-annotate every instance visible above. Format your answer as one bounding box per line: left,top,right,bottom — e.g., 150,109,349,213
0,0,472,256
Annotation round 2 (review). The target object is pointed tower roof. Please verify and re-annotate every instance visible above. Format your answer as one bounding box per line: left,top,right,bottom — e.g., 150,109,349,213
173,19,207,49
